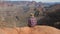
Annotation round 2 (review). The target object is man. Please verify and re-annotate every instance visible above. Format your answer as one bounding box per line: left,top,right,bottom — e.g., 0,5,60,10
28,13,37,27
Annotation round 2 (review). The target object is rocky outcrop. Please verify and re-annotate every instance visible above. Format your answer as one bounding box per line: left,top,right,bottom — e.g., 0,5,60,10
0,26,60,34
37,4,60,29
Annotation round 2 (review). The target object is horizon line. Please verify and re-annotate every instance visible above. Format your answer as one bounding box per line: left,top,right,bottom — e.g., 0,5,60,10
0,1,60,3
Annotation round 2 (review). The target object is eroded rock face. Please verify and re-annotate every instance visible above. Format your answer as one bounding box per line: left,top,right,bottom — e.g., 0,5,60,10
0,26,60,34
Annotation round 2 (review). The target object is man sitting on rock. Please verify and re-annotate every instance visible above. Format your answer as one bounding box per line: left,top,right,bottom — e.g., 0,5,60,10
28,13,37,27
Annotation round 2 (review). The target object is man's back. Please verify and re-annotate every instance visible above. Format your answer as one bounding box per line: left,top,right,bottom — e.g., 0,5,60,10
28,17,37,27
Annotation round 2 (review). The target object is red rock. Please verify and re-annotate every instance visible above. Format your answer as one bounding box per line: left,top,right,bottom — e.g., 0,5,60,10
0,26,60,34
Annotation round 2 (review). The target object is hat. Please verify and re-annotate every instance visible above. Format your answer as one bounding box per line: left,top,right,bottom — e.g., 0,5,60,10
30,13,34,16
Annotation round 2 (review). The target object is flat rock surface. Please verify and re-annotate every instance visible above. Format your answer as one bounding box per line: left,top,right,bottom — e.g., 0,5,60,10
0,26,60,34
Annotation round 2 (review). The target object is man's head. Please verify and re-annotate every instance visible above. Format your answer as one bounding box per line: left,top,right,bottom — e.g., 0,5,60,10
30,13,34,17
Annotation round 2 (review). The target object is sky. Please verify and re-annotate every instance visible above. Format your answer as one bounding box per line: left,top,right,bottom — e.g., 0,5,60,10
0,0,60,2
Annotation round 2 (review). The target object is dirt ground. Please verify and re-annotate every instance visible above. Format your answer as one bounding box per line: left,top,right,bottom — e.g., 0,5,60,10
0,26,60,34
